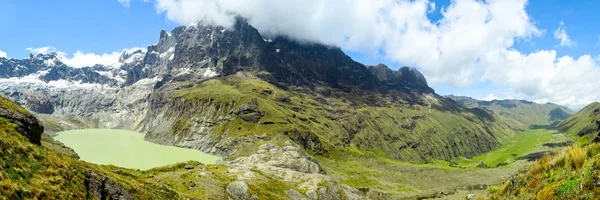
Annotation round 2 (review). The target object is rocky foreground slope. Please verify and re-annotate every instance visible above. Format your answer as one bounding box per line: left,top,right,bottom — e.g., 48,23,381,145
447,95,573,130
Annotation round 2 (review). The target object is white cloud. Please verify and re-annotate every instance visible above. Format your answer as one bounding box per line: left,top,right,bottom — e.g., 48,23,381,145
0,50,7,58
553,21,575,47
62,51,123,68
118,0,131,8
26,46,140,68
136,0,598,108
26,46,55,55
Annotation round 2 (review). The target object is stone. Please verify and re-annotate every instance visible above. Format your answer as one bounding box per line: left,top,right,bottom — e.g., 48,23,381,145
85,170,133,200
466,194,476,200
255,134,270,140
593,179,600,187
287,189,309,200
183,165,194,170
226,181,251,200
306,190,318,200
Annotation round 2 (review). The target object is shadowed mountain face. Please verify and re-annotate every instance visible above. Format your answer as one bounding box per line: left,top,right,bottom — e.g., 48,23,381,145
446,95,574,130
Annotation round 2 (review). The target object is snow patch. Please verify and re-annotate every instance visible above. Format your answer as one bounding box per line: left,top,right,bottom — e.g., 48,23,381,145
47,80,102,89
202,68,219,79
123,53,145,64
96,70,126,83
43,57,59,66
0,70,104,89
133,77,162,87
160,47,175,59
176,68,191,76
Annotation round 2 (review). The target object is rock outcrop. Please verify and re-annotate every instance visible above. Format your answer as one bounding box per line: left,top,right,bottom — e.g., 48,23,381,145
0,96,43,145
85,170,133,200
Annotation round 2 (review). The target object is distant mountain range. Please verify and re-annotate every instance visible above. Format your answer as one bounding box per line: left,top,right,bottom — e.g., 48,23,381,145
447,95,574,130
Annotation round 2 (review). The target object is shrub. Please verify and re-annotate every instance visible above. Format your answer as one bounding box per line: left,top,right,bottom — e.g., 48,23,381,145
529,154,552,175
585,143,600,157
567,146,586,170
557,178,580,197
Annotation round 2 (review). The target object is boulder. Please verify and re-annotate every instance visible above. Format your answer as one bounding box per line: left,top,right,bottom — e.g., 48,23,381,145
226,181,255,200
85,170,133,200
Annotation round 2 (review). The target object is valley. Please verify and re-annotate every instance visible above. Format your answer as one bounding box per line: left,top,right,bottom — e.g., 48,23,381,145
0,17,596,200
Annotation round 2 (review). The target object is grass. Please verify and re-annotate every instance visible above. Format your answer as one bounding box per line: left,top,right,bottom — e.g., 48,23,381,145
454,129,557,167
0,96,28,115
155,73,516,163
558,102,600,144
490,143,600,199
317,148,536,199
0,95,306,199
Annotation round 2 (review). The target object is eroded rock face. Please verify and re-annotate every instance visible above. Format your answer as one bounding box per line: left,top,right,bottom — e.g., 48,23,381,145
85,170,133,200
219,142,363,200
236,100,264,123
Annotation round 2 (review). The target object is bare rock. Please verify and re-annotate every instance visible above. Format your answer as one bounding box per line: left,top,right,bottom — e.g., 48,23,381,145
226,181,252,200
184,165,194,170
85,170,133,200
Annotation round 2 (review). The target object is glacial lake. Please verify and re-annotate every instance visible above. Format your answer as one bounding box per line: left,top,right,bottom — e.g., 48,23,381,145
54,129,220,170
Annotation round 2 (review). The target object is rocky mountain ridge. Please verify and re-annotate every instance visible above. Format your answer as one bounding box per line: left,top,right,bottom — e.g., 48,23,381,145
0,18,513,165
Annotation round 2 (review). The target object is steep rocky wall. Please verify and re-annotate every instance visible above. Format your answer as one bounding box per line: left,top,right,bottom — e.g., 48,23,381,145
1,79,156,131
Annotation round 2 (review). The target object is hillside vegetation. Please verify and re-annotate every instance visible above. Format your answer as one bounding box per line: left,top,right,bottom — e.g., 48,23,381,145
559,102,600,144
448,95,573,130
490,144,600,199
488,102,600,199
0,95,336,200
141,73,515,163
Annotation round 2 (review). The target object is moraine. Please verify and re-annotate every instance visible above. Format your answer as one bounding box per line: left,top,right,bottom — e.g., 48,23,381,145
54,129,220,170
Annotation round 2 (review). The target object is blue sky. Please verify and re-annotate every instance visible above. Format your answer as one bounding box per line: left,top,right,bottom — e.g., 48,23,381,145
1,0,599,107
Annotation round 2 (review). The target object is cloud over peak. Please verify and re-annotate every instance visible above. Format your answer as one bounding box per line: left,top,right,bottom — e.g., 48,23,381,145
26,46,129,68
124,0,599,108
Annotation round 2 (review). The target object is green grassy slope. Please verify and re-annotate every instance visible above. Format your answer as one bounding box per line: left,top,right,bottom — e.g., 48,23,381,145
152,73,515,163
0,96,183,199
487,102,600,199
0,96,303,200
454,129,563,168
490,144,600,199
558,102,600,144
448,96,574,130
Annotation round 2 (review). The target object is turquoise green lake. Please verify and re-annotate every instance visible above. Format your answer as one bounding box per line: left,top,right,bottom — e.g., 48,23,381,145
54,129,220,170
